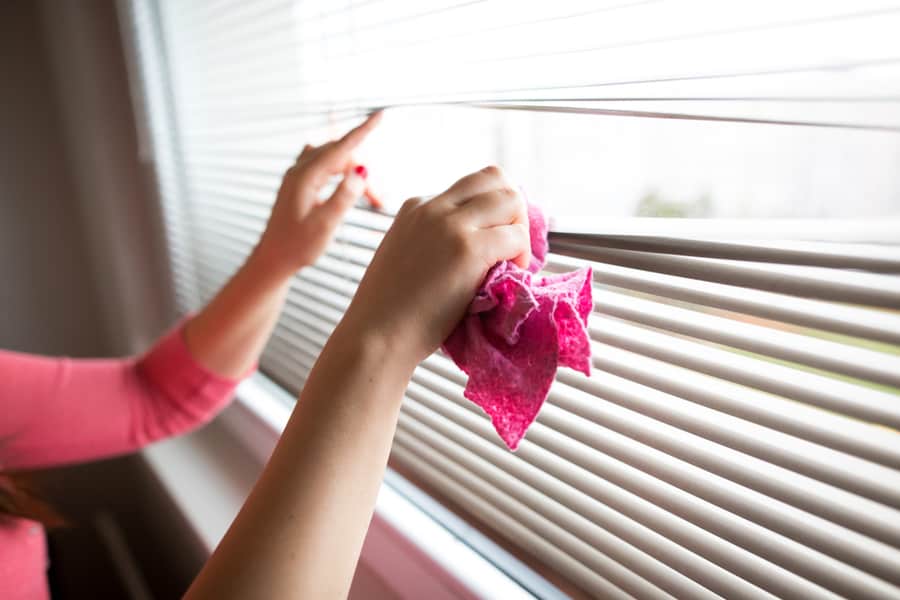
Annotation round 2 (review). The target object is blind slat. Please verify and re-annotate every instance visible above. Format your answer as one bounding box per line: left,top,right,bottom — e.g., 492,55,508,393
592,288,900,388
553,242,900,308
589,316,900,430
583,343,900,470
549,233,900,272
545,257,900,346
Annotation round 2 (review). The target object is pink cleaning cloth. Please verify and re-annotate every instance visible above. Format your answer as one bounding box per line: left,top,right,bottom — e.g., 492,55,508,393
442,204,593,450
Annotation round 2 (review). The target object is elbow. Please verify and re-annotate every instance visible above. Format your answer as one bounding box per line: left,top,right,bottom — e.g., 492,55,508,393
129,365,236,447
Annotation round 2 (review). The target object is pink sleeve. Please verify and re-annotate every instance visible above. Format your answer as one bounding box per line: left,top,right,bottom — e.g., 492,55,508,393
0,321,249,471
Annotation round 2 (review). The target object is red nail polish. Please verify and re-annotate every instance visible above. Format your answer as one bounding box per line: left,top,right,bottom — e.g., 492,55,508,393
354,164,368,179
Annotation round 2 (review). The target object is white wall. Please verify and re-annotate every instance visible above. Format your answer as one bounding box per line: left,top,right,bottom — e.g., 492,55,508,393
0,0,177,357
38,0,177,355
0,1,108,356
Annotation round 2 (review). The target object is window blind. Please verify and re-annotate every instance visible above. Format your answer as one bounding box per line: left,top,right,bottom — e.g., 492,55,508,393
122,1,900,598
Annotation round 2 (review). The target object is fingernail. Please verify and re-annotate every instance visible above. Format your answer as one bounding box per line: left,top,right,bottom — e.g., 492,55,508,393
354,164,368,179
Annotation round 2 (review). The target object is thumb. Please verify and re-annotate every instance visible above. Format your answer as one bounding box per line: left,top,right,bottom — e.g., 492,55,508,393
317,164,368,224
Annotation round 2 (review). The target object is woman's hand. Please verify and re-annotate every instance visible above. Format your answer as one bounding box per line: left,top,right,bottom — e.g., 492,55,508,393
343,165,530,366
183,113,381,378
254,112,382,278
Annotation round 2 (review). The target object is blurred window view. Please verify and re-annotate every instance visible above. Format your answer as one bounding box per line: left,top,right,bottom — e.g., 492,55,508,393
167,0,900,223
351,105,900,221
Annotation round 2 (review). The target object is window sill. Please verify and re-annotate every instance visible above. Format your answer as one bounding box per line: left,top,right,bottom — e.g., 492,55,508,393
143,373,555,599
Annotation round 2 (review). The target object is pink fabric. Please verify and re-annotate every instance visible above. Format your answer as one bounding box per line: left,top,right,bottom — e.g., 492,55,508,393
443,205,592,450
0,322,246,600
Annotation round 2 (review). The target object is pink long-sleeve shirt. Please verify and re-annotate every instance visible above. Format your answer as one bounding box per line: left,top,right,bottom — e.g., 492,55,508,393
0,323,245,600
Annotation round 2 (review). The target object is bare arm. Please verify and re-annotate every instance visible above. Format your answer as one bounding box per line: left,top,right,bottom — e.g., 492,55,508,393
184,166,530,599
183,113,382,378
183,318,414,598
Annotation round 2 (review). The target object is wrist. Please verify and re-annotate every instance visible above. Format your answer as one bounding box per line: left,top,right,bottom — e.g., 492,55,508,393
245,239,299,285
333,307,422,378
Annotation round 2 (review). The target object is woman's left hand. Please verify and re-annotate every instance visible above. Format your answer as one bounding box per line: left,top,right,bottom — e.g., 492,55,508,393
254,111,382,277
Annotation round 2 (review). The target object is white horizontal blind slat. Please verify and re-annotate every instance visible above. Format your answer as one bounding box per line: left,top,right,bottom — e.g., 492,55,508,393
592,288,900,387
544,258,900,346
548,234,900,271
587,315,900,430
552,242,900,308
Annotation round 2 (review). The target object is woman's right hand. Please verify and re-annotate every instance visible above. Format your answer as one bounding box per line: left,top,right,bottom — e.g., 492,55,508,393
342,166,530,367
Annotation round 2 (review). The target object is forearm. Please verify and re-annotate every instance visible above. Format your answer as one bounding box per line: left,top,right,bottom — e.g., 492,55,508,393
183,244,293,378
185,322,415,599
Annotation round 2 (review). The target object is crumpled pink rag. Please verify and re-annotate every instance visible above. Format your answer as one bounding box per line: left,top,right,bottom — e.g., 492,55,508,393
442,204,592,450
